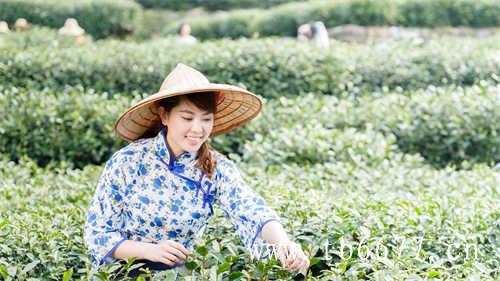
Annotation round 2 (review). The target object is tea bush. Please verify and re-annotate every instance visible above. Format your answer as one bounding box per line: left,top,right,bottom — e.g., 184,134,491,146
337,83,500,167
0,26,93,49
0,152,498,279
242,125,401,167
0,0,141,39
1,83,499,169
2,8,499,281
0,87,130,168
397,0,500,27
1,36,498,98
135,0,295,11
165,0,500,39
227,83,500,168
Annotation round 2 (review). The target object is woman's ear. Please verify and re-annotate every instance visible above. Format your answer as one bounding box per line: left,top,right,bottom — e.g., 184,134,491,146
158,106,169,126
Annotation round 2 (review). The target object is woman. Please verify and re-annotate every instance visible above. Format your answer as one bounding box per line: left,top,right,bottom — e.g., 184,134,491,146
174,23,197,45
84,63,310,279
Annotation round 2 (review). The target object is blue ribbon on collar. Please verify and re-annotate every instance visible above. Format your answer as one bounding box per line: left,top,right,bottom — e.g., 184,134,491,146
156,152,215,216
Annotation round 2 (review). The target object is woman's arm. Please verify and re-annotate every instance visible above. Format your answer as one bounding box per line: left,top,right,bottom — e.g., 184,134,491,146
113,239,191,266
112,240,153,260
260,220,290,244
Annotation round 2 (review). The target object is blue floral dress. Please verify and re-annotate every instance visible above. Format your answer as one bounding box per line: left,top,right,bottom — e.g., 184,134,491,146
83,128,281,270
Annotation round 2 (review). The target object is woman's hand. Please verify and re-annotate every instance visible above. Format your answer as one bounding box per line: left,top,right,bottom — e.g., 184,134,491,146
146,240,191,266
275,240,310,271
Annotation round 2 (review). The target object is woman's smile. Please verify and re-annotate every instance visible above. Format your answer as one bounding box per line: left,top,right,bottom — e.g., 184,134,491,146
186,135,202,145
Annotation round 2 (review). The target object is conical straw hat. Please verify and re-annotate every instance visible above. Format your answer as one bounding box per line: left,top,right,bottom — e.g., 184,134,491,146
14,18,31,31
0,21,10,33
114,63,263,142
58,18,85,36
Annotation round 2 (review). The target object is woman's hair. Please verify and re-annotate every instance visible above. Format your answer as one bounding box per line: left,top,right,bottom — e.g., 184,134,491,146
155,92,218,179
309,22,318,38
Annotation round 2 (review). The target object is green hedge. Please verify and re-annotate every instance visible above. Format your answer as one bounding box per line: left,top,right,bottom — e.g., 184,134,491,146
0,26,93,49
0,87,130,169
396,0,500,27
339,84,500,168
2,84,499,169
242,124,407,166
165,0,500,39
2,36,499,99
1,151,499,279
219,83,500,168
135,0,295,11
0,0,141,39
132,9,185,40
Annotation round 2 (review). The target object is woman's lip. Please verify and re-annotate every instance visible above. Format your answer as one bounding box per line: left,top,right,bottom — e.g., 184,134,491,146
186,137,200,145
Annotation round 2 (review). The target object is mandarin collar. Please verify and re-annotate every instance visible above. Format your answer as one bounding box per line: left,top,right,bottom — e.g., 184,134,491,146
153,128,198,170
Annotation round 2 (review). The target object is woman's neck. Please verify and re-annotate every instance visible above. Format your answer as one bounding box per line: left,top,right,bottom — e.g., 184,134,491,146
165,133,183,158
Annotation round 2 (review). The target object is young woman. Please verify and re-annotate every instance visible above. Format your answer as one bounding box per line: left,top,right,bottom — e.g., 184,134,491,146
84,63,310,278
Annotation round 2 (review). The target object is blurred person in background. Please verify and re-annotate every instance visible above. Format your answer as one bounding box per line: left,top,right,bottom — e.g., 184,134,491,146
297,21,330,48
297,23,313,42
310,21,330,48
14,18,31,31
58,18,87,44
174,23,197,45
0,21,10,33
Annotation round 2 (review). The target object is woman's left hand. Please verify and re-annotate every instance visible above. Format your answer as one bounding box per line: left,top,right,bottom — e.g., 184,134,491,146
275,240,310,271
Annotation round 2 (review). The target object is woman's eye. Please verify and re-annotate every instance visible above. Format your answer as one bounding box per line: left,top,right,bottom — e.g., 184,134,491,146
182,117,211,122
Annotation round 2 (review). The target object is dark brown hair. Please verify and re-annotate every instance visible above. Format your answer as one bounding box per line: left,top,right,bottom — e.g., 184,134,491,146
155,92,218,179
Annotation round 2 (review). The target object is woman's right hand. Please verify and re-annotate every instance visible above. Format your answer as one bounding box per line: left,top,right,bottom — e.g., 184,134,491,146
146,240,191,266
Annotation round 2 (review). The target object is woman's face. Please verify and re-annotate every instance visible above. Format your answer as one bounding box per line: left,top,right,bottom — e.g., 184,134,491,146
158,98,214,157
180,24,191,36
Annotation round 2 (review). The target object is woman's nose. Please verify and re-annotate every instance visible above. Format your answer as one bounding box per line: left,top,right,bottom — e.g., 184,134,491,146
190,120,204,134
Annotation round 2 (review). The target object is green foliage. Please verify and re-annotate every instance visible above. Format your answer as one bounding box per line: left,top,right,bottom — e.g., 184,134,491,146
1,83,498,170
0,151,498,279
172,9,259,39
338,83,500,168
242,125,402,167
0,155,99,280
165,0,500,39
0,87,130,169
238,83,500,168
132,9,185,40
1,22,499,280
135,0,296,11
1,36,498,98
397,0,500,27
0,0,142,39
0,26,93,49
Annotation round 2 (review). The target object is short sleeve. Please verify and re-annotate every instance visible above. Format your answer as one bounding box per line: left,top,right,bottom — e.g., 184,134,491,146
83,154,128,267
215,158,281,260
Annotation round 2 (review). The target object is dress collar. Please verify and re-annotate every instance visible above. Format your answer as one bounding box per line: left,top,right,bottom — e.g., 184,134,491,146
153,127,198,170
153,127,214,216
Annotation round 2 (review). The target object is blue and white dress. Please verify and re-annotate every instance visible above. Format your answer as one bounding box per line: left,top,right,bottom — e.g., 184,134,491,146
83,128,281,270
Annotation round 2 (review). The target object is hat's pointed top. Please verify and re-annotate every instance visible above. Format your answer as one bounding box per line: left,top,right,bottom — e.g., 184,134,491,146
59,18,85,36
159,63,210,93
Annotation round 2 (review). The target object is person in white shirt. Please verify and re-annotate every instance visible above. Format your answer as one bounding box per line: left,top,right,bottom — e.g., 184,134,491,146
174,23,197,45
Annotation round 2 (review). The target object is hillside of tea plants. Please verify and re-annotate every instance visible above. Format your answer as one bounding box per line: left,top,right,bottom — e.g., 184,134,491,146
1,4,499,281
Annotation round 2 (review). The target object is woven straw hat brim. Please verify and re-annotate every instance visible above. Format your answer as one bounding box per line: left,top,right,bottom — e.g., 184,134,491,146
114,83,262,142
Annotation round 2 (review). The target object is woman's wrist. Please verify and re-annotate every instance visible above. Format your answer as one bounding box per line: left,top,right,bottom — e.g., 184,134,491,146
261,220,290,245
140,241,156,261
112,239,156,261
